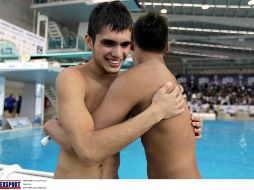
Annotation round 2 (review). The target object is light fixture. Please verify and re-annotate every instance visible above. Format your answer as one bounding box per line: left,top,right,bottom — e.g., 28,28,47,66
248,0,254,5
160,8,167,14
139,2,254,9
168,26,254,35
86,0,115,5
202,4,209,9
201,2,209,10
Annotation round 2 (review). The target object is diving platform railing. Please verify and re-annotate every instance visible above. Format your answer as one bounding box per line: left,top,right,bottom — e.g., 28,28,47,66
0,164,53,179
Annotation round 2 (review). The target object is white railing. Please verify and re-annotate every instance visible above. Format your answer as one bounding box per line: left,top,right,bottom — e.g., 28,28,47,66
0,164,53,179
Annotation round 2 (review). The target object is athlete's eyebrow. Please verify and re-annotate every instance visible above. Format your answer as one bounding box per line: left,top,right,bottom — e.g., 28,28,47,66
121,41,131,47
101,39,131,47
101,39,117,46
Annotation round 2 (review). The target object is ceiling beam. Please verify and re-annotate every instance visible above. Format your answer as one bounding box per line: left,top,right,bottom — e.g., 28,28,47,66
131,13,254,28
169,46,254,59
168,34,254,41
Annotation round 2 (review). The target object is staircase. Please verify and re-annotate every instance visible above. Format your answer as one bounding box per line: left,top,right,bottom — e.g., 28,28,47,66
44,86,56,107
48,21,64,49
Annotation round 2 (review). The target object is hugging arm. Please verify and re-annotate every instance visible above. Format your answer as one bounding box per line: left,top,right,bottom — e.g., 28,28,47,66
45,69,183,166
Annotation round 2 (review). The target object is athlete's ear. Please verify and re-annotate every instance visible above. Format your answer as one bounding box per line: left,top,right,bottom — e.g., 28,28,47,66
85,34,93,51
164,42,170,55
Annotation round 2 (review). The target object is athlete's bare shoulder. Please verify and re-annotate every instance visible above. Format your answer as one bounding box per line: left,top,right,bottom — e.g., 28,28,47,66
55,66,87,96
124,60,175,84
56,64,88,89
117,60,160,81
141,60,177,83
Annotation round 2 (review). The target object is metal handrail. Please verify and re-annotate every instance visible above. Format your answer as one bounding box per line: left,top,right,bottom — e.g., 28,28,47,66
48,36,86,50
33,0,75,4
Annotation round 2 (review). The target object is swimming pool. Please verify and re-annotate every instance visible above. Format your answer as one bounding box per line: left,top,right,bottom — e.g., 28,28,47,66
0,120,254,179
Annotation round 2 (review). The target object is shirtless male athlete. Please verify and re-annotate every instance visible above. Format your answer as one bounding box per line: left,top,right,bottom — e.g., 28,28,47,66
44,2,202,179
44,2,187,179
92,13,201,178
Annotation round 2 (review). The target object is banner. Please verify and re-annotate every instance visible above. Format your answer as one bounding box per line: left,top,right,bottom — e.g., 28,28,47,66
0,18,46,57
176,74,254,87
0,77,5,126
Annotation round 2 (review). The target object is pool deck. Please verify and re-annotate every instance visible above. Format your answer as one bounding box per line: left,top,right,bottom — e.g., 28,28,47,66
0,127,54,179
0,125,42,133
0,164,53,179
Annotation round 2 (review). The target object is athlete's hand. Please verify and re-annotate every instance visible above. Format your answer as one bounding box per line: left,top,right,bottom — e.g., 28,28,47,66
43,119,61,136
43,118,74,152
151,81,184,120
190,112,203,140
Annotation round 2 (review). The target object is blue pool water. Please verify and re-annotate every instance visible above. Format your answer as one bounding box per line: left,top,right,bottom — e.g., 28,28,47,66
0,120,254,179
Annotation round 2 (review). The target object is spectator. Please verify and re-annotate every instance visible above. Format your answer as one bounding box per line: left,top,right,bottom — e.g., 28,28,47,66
4,94,16,115
15,95,22,117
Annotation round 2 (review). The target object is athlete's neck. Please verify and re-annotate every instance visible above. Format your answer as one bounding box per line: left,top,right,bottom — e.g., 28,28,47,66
134,47,165,65
86,59,118,83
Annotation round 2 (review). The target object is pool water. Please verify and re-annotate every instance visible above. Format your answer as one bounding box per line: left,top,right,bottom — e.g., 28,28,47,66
196,120,254,179
0,120,254,179
0,128,59,173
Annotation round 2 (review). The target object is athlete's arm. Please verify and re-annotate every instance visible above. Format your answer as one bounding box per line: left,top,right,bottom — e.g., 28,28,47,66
92,67,183,130
43,112,203,150
51,68,184,166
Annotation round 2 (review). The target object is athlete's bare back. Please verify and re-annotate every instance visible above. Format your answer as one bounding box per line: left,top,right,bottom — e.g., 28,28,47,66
93,58,201,178
124,59,200,179
137,66,200,178
133,61,200,178
141,109,200,178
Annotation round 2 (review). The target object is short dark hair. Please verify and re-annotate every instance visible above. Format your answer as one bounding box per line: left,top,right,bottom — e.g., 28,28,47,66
133,13,168,53
87,1,133,42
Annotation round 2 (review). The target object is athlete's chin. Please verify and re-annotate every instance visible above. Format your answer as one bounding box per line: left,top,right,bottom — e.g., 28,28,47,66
105,66,121,74
106,68,121,74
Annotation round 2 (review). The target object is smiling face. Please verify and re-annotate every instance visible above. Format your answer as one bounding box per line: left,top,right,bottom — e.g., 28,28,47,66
87,26,132,74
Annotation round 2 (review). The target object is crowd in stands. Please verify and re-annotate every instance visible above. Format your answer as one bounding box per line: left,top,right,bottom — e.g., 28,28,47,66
181,83,254,117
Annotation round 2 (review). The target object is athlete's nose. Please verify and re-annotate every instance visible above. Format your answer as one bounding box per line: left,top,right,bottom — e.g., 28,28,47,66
112,46,122,58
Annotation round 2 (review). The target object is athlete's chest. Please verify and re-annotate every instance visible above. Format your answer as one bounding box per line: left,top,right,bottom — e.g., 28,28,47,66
85,80,111,113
